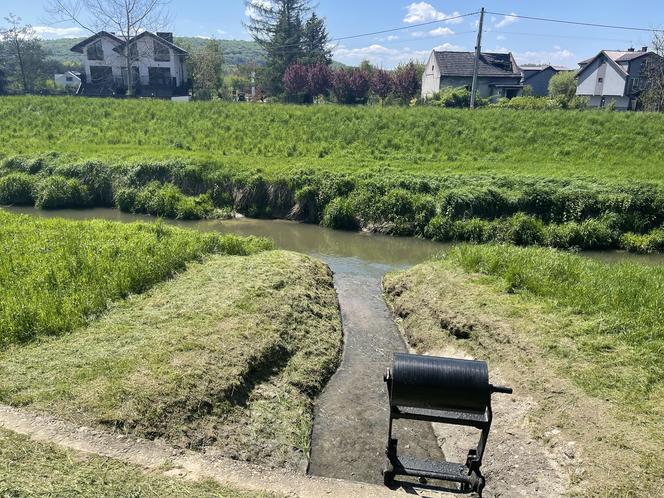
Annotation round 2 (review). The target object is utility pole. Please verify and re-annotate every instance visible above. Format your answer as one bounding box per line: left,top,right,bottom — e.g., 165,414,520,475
470,7,485,109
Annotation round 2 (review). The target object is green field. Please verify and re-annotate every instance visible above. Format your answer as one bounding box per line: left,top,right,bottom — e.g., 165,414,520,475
3,96,664,251
0,209,270,347
383,245,664,495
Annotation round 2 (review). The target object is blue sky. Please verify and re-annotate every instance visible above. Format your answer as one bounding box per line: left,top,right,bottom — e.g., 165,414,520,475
3,1,659,68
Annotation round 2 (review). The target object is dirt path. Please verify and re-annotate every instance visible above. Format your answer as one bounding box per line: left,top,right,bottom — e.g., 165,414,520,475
0,403,455,498
308,258,443,485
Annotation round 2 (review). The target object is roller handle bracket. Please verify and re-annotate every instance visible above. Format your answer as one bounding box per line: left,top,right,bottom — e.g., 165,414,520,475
490,384,513,395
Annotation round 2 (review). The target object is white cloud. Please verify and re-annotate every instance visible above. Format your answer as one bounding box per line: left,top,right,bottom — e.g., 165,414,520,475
496,34,506,41
432,42,465,51
334,41,467,67
411,26,454,38
194,35,212,39
494,13,518,29
32,26,85,39
514,47,576,67
216,29,227,36
403,3,462,24
386,35,400,41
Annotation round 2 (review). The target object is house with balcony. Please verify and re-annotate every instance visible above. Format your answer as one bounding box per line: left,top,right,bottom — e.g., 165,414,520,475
575,47,663,110
70,31,189,98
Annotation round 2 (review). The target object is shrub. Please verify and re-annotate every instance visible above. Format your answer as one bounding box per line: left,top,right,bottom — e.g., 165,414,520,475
54,161,114,206
620,229,664,253
34,176,91,209
491,96,561,110
175,193,215,220
321,197,359,230
114,187,138,212
426,87,472,108
500,213,547,246
424,215,454,241
0,173,36,205
440,186,512,219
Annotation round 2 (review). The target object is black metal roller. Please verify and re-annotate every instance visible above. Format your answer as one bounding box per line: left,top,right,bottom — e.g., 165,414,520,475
389,352,491,412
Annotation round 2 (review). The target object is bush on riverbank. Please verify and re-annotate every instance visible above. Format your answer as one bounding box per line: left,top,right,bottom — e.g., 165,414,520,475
4,156,664,251
0,210,271,347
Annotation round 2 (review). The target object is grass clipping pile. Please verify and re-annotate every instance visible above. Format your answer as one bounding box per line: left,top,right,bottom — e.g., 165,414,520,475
0,250,342,471
383,248,663,497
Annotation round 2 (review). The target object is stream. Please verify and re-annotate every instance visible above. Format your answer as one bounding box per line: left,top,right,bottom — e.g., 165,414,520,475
5,206,664,486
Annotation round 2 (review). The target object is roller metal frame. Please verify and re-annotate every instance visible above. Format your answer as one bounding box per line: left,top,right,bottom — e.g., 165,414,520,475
382,354,512,496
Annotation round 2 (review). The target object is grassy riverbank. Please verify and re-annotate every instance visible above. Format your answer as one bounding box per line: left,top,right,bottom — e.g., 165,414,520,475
0,429,267,497
3,97,664,251
383,245,664,496
0,210,270,347
0,250,342,469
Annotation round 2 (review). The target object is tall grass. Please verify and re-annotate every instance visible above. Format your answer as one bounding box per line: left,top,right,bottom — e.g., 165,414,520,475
446,244,664,409
2,96,664,181
0,210,271,347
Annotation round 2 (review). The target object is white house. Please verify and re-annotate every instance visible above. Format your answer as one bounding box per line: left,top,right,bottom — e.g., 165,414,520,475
54,71,81,89
575,47,662,110
70,31,189,97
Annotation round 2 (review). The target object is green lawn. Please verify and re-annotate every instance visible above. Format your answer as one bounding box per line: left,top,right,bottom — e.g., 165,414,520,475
0,250,342,469
0,209,271,347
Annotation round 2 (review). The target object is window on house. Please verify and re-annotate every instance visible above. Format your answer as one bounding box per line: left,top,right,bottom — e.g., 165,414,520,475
90,66,113,84
86,40,104,61
598,77,604,83
148,67,172,86
65,76,73,82
153,40,170,62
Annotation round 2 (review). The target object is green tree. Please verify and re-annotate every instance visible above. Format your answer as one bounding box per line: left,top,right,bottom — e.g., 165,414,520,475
0,14,50,93
548,71,577,100
301,13,331,66
244,0,311,95
188,39,224,100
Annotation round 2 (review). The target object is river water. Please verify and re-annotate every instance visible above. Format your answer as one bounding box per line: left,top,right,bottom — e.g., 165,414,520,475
5,206,664,486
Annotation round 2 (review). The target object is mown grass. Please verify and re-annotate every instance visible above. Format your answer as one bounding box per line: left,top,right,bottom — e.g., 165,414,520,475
383,245,664,495
0,209,271,347
0,250,342,469
0,429,269,497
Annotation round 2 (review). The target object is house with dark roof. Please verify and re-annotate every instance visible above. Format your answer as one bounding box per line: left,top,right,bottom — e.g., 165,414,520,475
520,65,571,97
575,47,662,110
71,31,189,98
421,50,522,99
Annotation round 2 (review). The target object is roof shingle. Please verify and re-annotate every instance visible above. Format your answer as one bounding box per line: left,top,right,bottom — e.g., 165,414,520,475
434,51,521,77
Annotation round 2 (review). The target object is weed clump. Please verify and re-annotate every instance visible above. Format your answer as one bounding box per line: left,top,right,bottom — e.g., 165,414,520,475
0,173,36,205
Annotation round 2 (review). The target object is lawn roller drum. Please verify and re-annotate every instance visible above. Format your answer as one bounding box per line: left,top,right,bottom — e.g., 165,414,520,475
383,353,512,495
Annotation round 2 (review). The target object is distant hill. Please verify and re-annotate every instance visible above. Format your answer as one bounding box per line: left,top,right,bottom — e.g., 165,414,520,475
41,37,266,68
41,37,347,69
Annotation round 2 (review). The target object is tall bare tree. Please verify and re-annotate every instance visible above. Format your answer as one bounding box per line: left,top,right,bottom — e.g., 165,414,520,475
640,30,664,112
46,0,171,95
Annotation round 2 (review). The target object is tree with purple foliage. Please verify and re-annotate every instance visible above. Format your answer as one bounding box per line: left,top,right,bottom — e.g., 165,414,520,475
307,63,331,99
371,69,393,102
349,69,370,104
283,63,310,103
392,61,421,104
331,69,352,104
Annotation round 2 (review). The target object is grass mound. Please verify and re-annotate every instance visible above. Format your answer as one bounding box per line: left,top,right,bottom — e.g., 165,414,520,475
0,429,264,497
0,210,271,347
383,245,664,495
0,251,342,469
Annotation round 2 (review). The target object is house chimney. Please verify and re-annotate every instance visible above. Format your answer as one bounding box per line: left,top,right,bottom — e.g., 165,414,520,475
627,47,635,52
641,46,648,52
157,32,173,43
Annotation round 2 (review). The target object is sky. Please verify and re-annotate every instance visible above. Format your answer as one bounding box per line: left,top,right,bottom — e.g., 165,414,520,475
2,1,660,68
